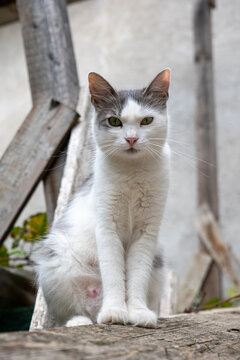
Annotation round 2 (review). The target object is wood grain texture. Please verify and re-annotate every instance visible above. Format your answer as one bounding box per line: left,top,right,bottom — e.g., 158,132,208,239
0,97,79,245
17,0,80,226
178,251,212,312
193,0,221,301
53,87,93,223
0,0,87,26
197,204,240,288
1,312,240,359
17,0,79,109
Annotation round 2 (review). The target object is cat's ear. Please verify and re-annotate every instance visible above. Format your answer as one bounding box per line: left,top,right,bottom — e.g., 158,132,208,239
144,69,170,106
88,72,117,108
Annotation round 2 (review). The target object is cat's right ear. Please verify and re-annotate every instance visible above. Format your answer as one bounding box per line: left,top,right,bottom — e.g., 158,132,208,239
88,72,117,109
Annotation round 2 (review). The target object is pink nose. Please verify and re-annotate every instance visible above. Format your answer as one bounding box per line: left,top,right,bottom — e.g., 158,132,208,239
125,137,138,147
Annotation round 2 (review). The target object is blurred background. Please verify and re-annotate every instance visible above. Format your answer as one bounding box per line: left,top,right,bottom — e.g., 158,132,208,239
0,0,239,331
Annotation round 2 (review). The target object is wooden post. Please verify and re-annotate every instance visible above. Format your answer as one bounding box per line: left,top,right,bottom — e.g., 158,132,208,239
193,0,221,302
17,0,80,225
0,98,78,246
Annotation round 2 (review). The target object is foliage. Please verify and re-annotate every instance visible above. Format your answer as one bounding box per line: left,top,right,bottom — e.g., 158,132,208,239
203,297,234,309
0,213,48,268
186,285,240,313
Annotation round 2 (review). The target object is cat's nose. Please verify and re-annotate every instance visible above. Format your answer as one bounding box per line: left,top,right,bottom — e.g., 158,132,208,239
125,137,138,147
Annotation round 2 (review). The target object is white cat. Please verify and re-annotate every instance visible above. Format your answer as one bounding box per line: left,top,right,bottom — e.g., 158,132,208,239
37,69,171,328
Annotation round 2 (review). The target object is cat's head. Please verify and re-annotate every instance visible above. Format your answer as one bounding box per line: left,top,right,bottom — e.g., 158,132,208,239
88,70,170,161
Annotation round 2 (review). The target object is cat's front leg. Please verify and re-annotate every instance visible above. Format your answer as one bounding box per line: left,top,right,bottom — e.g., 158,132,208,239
96,224,128,325
126,232,158,328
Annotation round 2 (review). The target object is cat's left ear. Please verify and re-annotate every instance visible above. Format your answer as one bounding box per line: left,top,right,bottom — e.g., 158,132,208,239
144,69,170,105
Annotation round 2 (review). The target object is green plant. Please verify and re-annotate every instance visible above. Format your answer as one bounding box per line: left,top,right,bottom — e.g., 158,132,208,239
0,213,48,268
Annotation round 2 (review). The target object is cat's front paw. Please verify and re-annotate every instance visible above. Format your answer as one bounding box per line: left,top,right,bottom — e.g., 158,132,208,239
97,305,128,325
128,306,157,328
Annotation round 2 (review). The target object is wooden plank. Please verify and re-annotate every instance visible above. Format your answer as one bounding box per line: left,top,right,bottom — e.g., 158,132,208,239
17,0,80,226
0,97,79,245
53,87,93,222
193,0,221,301
178,251,212,312
160,270,178,317
0,0,87,27
0,0,17,26
17,0,79,109
196,204,240,288
2,312,240,359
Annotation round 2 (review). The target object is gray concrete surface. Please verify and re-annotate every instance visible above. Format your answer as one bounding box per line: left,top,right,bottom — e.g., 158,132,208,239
0,0,239,294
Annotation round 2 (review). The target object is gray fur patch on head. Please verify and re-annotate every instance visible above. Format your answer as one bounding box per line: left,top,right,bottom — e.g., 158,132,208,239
89,70,170,127
95,88,168,126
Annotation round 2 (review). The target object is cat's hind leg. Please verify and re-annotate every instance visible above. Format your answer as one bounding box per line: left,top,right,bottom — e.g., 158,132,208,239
37,231,101,326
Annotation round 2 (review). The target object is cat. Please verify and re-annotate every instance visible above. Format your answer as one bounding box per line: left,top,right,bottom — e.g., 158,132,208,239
37,69,171,328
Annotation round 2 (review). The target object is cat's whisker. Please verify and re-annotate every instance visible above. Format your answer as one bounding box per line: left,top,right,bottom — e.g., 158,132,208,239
150,137,193,148
150,141,214,167
146,145,163,162
145,147,159,162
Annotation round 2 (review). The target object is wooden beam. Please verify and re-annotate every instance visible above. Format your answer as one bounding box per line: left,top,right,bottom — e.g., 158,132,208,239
193,0,221,302
196,204,240,288
160,270,178,317
178,251,212,312
17,0,80,225
3,312,240,359
0,0,87,27
17,0,79,109
0,97,79,246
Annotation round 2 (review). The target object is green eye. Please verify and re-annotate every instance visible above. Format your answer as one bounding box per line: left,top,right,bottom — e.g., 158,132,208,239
141,117,153,126
108,117,122,127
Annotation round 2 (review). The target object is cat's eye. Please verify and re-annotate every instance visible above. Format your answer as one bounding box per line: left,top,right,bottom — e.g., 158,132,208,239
141,117,153,126
108,117,122,127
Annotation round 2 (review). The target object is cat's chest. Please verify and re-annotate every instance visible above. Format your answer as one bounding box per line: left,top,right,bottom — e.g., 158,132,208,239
112,179,158,240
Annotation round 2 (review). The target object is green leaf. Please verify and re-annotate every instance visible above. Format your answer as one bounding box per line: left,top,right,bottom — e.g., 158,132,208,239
203,297,220,306
227,285,239,298
22,213,48,242
0,245,9,267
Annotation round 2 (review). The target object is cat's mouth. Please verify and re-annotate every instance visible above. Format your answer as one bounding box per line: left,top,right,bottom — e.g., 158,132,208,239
126,148,138,154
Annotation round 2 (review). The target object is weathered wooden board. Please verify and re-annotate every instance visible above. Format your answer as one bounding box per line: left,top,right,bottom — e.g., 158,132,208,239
178,251,212,312
1,312,240,359
0,97,79,245
196,204,240,288
17,0,81,225
17,0,79,109
54,87,94,222
193,0,221,301
160,270,178,317
0,0,87,26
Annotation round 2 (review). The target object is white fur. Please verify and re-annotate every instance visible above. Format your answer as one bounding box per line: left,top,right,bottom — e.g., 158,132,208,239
37,97,170,328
